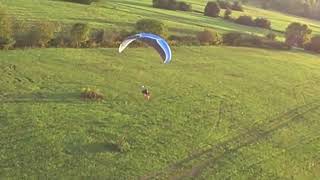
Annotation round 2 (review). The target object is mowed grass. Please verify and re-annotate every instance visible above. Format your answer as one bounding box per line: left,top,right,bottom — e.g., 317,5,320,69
0,47,320,178
2,0,320,37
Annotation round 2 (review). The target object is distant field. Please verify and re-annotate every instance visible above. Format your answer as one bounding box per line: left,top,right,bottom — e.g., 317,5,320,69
0,47,320,178
2,0,320,37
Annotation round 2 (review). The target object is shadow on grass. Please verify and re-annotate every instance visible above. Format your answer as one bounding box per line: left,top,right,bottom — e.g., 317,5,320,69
110,0,152,8
65,142,120,155
82,142,119,153
66,17,134,28
0,92,82,104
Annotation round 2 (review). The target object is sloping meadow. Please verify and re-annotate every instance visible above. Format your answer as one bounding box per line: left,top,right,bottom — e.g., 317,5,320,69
0,46,320,178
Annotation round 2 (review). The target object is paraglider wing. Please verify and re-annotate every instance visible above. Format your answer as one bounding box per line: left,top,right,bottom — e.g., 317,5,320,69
118,35,138,53
119,33,172,64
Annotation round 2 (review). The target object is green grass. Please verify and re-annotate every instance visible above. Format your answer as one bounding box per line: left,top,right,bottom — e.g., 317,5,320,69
1,0,320,179
1,47,320,178
2,0,320,38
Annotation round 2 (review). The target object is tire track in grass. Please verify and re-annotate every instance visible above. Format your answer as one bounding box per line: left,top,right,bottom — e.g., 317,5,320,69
141,99,320,180
172,101,320,179
221,134,320,180
205,110,320,179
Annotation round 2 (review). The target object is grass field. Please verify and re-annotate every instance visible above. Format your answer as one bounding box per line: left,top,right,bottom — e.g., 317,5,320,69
1,0,320,179
0,46,320,178
2,0,320,37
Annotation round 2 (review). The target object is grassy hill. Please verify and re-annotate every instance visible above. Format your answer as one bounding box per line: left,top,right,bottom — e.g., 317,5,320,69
1,0,320,179
2,0,320,37
1,47,320,178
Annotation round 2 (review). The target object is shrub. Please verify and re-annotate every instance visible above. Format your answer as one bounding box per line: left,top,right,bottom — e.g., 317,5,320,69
266,32,276,40
217,0,231,9
136,19,167,37
13,23,48,48
260,39,291,50
235,15,254,26
304,36,320,53
238,34,263,47
70,23,90,48
231,1,243,11
0,8,14,48
30,22,57,47
254,17,271,29
197,29,222,45
224,8,232,19
13,24,32,48
167,0,178,10
23,29,39,48
51,29,72,48
285,22,312,47
0,8,13,39
168,35,199,45
91,29,129,47
152,0,177,10
204,1,221,17
115,135,131,153
178,1,192,11
63,0,98,5
153,0,169,9
223,32,290,50
0,37,15,50
81,87,104,100
152,0,191,11
222,32,243,45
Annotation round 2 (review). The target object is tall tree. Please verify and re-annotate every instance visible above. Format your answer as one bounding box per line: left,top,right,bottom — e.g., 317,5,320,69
285,22,312,47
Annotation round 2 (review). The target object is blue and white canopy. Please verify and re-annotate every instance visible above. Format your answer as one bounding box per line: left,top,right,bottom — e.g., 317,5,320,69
119,33,172,64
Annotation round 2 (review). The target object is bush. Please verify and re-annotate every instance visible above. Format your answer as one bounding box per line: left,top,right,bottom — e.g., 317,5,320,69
50,29,72,48
168,35,199,45
197,29,222,45
167,0,178,10
222,32,243,45
304,36,320,53
235,15,254,26
224,8,232,19
152,0,177,10
204,1,221,17
285,22,312,47
153,0,169,9
90,29,113,46
13,22,56,48
217,0,231,9
237,34,263,47
235,16,271,29
13,24,32,48
81,87,104,100
231,1,243,11
63,0,97,5
222,32,290,50
31,22,57,47
266,32,276,40
70,23,90,48
136,19,167,37
90,29,132,47
152,0,191,11
115,135,130,153
0,8,14,48
260,39,291,50
254,17,271,29
178,1,192,11
0,37,15,50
